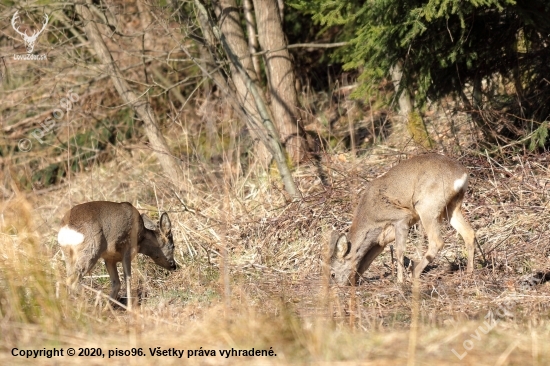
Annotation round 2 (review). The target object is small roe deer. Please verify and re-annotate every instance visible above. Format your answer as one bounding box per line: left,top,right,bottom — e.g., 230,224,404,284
330,154,476,285
58,201,177,308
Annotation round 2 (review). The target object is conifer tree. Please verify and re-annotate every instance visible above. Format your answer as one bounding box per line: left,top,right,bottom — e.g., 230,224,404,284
292,0,550,146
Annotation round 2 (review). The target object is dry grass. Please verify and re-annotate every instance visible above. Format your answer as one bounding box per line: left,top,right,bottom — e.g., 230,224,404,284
2,145,550,365
2,2,549,364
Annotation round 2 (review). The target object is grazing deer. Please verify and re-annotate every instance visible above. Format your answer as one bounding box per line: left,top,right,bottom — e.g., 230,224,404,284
58,201,177,308
329,154,476,285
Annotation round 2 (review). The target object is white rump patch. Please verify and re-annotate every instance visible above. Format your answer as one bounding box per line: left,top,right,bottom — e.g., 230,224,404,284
58,226,84,246
453,173,468,192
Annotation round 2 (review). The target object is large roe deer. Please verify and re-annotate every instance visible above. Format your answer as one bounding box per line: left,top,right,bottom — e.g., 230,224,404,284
58,201,177,308
330,154,476,285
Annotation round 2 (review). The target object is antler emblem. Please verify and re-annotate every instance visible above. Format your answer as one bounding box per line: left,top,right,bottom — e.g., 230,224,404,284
11,11,49,53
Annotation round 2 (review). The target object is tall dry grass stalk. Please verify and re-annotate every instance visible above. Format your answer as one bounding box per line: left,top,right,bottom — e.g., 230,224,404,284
0,196,66,341
407,276,420,366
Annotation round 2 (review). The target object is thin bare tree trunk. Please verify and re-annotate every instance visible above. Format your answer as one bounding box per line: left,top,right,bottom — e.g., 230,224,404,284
194,2,231,96
277,0,284,21
253,0,308,162
472,74,482,109
391,62,432,147
195,0,300,198
214,0,271,165
243,0,261,77
76,2,183,188
390,62,412,119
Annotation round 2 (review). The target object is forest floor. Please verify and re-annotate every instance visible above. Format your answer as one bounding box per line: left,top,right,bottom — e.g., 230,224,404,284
1,144,550,365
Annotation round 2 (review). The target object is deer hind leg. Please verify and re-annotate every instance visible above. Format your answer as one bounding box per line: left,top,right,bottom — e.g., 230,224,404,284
393,220,411,283
122,251,133,310
447,198,476,273
68,249,101,294
414,212,445,279
66,265,80,295
63,249,78,292
104,260,121,300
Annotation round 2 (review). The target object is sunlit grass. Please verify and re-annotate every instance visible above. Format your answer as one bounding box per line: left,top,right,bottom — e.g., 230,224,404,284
2,151,550,365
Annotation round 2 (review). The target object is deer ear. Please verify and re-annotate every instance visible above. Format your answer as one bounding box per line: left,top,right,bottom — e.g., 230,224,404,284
336,234,350,259
141,214,156,230
159,213,171,233
330,231,350,259
329,231,339,257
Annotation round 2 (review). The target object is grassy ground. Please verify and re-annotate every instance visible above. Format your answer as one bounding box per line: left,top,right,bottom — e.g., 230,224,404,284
1,146,550,365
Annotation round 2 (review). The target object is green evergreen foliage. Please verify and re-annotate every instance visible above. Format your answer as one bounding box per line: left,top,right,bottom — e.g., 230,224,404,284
291,0,550,147
529,121,548,151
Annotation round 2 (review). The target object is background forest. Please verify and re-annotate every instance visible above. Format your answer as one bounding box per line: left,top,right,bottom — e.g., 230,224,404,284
1,0,549,364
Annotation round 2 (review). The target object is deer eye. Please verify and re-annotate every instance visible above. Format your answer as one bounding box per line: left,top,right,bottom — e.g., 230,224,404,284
331,273,336,278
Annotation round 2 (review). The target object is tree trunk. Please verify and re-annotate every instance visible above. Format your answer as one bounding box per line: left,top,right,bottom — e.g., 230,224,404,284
253,0,308,162
390,62,412,118
391,62,433,148
243,0,261,77
194,0,300,199
75,2,183,188
194,1,231,97
214,0,271,165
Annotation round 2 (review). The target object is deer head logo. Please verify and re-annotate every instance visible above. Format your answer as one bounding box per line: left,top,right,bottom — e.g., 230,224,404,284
11,11,49,54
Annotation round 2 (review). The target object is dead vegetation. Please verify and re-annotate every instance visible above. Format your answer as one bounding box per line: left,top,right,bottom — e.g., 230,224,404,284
1,3,550,364
2,144,550,364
